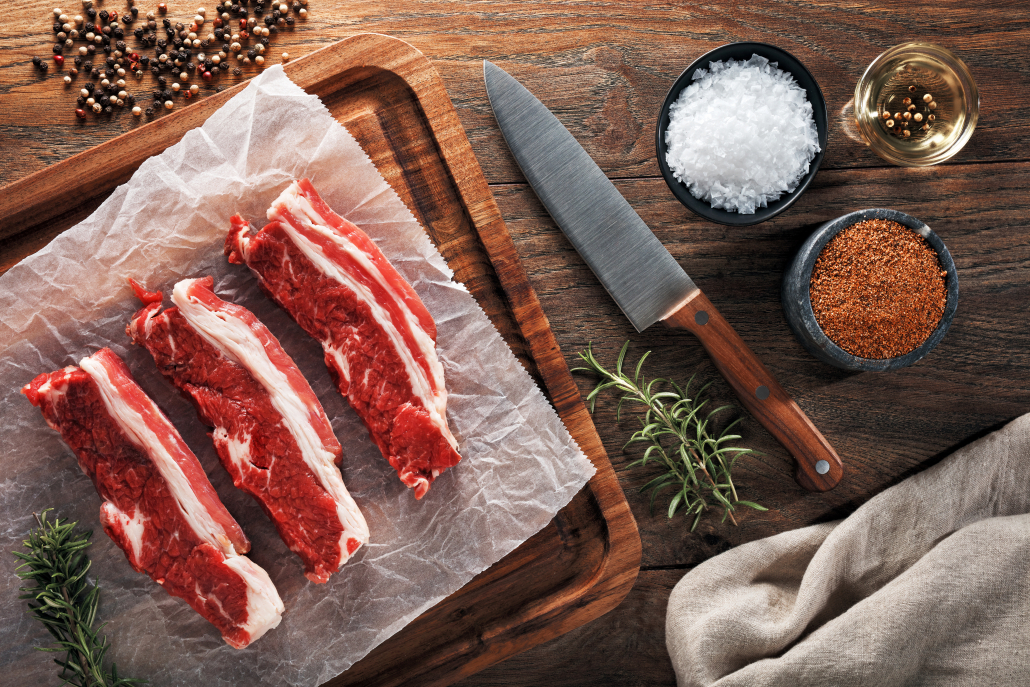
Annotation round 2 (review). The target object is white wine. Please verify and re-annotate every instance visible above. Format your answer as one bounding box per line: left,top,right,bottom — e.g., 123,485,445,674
854,43,978,167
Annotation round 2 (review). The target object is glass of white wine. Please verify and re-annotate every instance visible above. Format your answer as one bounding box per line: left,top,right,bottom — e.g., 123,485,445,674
855,43,978,167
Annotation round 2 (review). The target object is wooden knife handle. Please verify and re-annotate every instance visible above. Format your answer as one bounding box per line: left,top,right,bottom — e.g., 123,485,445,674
664,291,843,492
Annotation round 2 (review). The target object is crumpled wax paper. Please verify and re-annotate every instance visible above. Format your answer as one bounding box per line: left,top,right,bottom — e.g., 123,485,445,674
0,66,595,686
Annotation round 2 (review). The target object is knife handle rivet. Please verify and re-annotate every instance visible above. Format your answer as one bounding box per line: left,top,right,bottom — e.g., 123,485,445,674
694,311,709,326
755,385,770,400
816,460,830,475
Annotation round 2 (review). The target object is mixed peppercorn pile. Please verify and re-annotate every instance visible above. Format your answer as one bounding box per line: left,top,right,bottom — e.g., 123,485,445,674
32,0,307,120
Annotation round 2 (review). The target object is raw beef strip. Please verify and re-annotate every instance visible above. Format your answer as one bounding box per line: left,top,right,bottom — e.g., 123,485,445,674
127,276,369,583
22,348,284,649
225,179,462,499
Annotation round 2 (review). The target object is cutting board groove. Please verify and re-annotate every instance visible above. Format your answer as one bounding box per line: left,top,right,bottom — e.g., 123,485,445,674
0,33,641,687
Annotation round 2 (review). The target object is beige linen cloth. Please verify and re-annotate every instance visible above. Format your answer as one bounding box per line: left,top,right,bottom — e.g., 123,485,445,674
666,413,1030,686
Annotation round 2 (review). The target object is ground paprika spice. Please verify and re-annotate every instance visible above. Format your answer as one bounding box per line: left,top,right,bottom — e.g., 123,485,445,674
810,219,947,359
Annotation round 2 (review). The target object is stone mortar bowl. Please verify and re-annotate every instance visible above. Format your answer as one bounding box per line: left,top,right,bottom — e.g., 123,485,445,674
781,208,959,372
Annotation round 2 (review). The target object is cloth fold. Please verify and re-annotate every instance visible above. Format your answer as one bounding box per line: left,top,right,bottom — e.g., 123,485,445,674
666,413,1030,686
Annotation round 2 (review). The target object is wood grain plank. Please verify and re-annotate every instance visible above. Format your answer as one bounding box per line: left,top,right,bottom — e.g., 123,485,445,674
455,568,683,687
1,1,1027,191
491,161,1030,570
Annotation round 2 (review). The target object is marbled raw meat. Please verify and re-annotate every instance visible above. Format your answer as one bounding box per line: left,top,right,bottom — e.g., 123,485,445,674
127,276,369,583
22,348,284,649
225,179,462,499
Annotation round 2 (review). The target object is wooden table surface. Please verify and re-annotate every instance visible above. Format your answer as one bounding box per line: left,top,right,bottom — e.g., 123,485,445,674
3,1,1028,685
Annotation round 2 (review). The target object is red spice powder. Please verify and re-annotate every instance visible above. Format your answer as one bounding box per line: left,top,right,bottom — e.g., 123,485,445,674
809,219,947,359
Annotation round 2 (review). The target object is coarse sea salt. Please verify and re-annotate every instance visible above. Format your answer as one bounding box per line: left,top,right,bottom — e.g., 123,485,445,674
664,54,821,215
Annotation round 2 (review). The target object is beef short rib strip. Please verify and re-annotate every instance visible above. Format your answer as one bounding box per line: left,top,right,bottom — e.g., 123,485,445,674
226,179,462,499
128,276,369,583
22,348,284,649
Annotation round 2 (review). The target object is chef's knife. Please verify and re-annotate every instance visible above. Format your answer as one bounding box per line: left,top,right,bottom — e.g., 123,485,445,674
484,60,842,492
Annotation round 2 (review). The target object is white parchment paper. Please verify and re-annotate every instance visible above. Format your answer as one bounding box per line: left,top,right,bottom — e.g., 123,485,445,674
0,66,595,686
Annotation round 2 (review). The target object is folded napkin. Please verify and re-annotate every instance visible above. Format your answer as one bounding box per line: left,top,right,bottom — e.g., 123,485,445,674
666,413,1030,687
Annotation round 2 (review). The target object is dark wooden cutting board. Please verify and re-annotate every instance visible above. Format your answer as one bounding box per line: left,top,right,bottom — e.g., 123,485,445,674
0,33,641,686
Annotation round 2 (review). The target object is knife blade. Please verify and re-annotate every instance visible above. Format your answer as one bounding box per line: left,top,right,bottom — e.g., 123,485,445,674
484,60,842,492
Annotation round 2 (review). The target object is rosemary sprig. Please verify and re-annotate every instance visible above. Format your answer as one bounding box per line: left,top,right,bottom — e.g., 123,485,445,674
575,342,767,531
13,509,144,687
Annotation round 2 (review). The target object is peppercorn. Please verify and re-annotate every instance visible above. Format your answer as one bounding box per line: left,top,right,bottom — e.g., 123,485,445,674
53,43,64,54
292,1,300,10
54,54,66,66
32,55,42,67
87,7,97,19
158,3,167,13
99,9,108,22
134,27,144,38
285,16,293,26
218,61,229,70
85,82,95,92
164,99,173,109
260,36,269,46
254,5,263,15
145,106,154,116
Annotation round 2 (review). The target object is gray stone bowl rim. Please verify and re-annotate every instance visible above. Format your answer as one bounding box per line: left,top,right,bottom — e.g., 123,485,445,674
781,208,959,372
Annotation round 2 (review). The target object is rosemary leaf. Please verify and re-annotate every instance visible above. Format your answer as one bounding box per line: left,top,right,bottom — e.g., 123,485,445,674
14,509,145,687
574,342,768,528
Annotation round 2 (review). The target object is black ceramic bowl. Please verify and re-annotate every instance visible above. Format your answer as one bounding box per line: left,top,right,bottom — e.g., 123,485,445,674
782,208,959,372
655,42,828,226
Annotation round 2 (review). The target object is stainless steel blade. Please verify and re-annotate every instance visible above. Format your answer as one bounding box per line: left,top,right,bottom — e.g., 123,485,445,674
484,60,698,332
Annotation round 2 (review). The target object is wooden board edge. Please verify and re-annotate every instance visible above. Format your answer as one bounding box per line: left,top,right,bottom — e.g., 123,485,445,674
374,28,643,622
